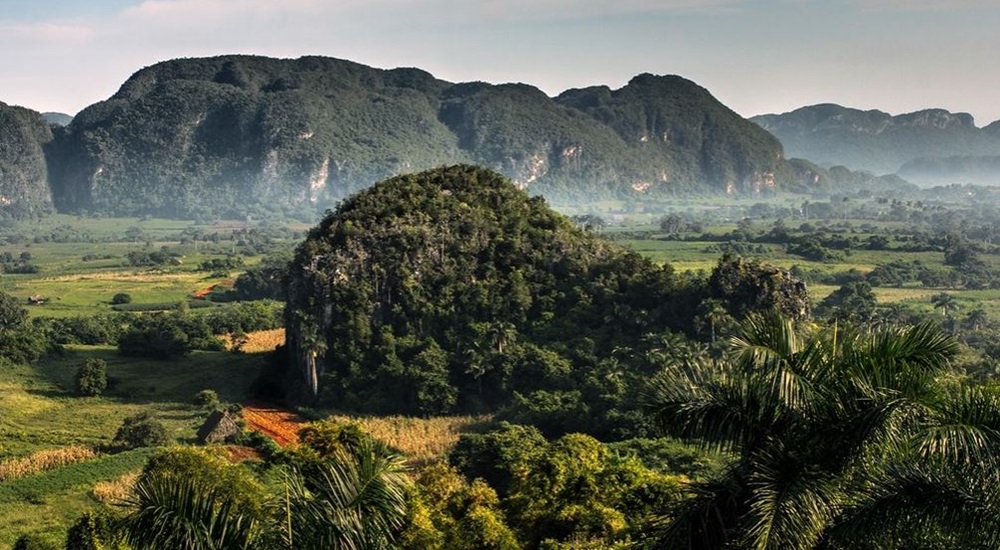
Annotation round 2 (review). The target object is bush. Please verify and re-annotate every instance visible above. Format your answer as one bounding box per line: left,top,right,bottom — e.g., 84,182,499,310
110,292,132,305
118,324,191,359
112,413,171,449
11,533,59,550
194,389,220,410
75,358,109,397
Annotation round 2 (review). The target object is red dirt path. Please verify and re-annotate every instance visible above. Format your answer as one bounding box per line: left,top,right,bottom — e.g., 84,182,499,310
241,404,307,448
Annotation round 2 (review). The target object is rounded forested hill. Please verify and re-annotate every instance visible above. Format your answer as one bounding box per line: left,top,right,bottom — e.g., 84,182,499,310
48,55,465,218
0,102,53,220
283,165,694,432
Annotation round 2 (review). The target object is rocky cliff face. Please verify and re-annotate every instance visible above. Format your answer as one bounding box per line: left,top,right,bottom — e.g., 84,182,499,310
0,102,53,219
42,55,799,218
752,104,1000,176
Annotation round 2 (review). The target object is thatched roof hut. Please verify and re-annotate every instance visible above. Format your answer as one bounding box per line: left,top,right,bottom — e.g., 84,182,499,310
196,410,240,445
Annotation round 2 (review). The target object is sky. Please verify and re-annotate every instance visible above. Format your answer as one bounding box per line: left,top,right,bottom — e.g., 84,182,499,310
2,0,1000,124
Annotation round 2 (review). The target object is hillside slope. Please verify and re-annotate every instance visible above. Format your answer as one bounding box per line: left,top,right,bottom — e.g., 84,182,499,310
47,55,794,218
282,165,689,433
0,102,53,220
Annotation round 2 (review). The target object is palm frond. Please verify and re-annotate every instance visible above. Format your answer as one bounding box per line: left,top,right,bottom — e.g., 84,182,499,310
742,444,842,550
829,462,1000,548
639,465,747,550
916,385,1000,467
123,474,260,550
280,440,411,550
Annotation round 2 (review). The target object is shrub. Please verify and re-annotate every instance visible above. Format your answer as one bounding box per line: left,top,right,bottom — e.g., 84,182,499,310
118,324,191,359
11,533,59,550
65,511,122,550
75,358,109,397
110,292,132,305
194,389,220,410
113,413,171,449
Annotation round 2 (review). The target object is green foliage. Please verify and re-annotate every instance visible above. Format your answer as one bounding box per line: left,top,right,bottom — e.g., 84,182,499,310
450,423,548,497
0,449,153,505
0,102,53,220
118,447,268,549
117,322,191,359
643,313,1000,548
64,511,122,550
193,389,219,410
110,293,131,305
112,412,171,450
816,280,878,323
74,358,108,397
0,291,28,331
223,250,290,301
115,312,228,358
284,166,693,437
403,463,521,550
277,441,413,550
451,424,687,547
707,254,810,323
11,533,59,550
48,55,797,219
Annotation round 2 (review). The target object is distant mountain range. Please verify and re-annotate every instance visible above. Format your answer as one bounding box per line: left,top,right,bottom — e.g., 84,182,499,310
41,112,73,127
0,55,911,219
752,104,1000,185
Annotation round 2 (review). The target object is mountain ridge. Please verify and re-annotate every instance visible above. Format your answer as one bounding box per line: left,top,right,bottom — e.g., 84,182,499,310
752,103,1000,181
1,56,922,220
43,54,793,217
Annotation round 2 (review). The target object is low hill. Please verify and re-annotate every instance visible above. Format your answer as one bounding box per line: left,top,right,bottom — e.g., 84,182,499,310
752,104,1000,178
282,165,692,435
0,102,53,220
47,55,793,218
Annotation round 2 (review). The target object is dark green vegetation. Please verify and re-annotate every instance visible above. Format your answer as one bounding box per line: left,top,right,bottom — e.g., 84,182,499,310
0,102,53,220
0,54,878,221
753,104,1000,183
283,166,809,438
647,315,1000,548
47,55,791,218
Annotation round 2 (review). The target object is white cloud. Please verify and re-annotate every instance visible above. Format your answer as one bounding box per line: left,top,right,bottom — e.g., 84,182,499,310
0,22,93,43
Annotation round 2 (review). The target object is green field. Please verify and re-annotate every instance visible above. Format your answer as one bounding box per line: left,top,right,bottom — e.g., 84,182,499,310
0,345,265,546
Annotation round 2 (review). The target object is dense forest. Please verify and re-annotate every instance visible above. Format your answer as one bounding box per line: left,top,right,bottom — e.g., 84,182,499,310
0,102,54,220
282,166,810,439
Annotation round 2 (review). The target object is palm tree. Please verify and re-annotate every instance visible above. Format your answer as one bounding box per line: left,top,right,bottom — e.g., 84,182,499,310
643,313,1000,549
123,474,262,550
277,441,411,549
119,442,410,550
931,292,960,330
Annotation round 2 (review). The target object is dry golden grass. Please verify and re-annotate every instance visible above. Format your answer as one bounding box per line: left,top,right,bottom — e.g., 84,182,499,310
91,471,139,504
326,415,487,465
0,446,97,482
224,329,285,353
39,272,197,283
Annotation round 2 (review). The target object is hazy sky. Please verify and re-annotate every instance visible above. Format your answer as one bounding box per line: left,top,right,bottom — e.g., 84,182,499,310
2,0,1000,124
